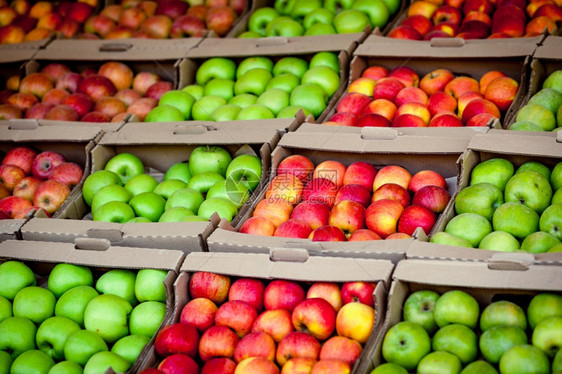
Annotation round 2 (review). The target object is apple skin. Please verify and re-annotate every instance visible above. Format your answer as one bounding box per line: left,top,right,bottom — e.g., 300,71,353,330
417,351,461,374
158,353,199,374
274,219,313,239
180,298,217,333
215,300,257,338
306,282,342,312
189,271,231,304
336,302,375,344
372,183,411,208
0,316,37,358
31,151,66,180
499,344,550,374
33,179,71,215
83,294,132,344
455,182,504,221
301,178,338,208
412,185,450,213
251,309,294,343
403,290,440,334
292,298,336,341
504,170,552,214
1,146,37,175
532,316,562,358
445,212,493,247
480,300,527,332
276,331,321,367
155,322,199,358
264,279,305,312
365,199,404,238
201,357,236,374
198,325,239,363
277,155,315,183
290,202,330,230
233,331,276,363
434,290,479,329
381,321,431,371
253,199,293,228
373,165,412,191
397,205,437,236
319,336,362,365
310,225,348,242
527,293,562,330
432,323,478,364
228,278,265,313
492,202,540,240
266,174,304,206
329,200,366,236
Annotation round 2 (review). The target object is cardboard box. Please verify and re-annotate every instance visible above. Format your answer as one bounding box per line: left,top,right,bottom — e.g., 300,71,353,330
0,38,54,65
206,123,475,262
360,258,562,372
0,238,185,374
412,130,562,263
20,118,297,252
138,250,395,373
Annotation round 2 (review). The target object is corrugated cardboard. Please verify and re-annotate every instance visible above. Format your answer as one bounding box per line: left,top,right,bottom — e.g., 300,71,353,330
0,238,185,374
413,130,562,263
137,250,395,373
360,258,562,372
20,118,297,252
206,123,473,262
0,38,54,64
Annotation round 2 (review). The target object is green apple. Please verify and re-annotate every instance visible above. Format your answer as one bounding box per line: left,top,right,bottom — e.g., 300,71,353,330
553,346,562,373
333,9,371,33
509,121,544,131
353,0,390,28
110,334,150,365
181,215,208,222
479,325,527,364
273,57,309,79
290,83,327,119
492,202,539,239
153,179,187,200
552,187,562,204
527,292,562,329
135,269,167,303
36,316,81,360
402,290,440,334
548,243,562,252
480,300,527,331
429,232,473,248
432,323,477,364
204,78,235,102
274,0,295,14
291,0,322,20
164,162,191,184
84,294,133,344
124,173,158,196
478,230,520,252
504,170,552,214
47,360,83,374
381,321,431,371
234,68,273,97
187,172,225,195
182,84,204,101
129,191,166,222
0,316,37,358
226,154,262,191
528,88,562,113
257,88,290,116
301,66,341,97
189,145,232,176
516,160,551,180
460,360,498,374
0,260,36,300
543,70,562,93
540,203,562,241
552,162,562,191
236,57,274,79
91,184,132,216
516,103,556,131
265,17,305,37
158,90,195,120
197,197,239,222
191,95,228,121
0,351,12,374
240,33,263,40
324,0,355,12
558,105,562,127
277,105,312,119
96,269,137,306
13,286,56,324
236,103,275,120
104,153,145,185
434,290,479,329
532,315,562,357
499,344,550,374
304,20,337,34
310,52,340,73
92,201,136,223
0,295,11,323
303,8,335,29
369,363,408,374
63,330,108,366
207,180,249,208
127,217,152,223
83,351,131,374
454,182,503,221
248,7,279,36
417,351,462,374
165,187,205,213
444,212,493,247
55,286,99,328
211,104,242,121
266,73,301,94
521,231,560,253
129,301,166,337
470,158,514,191
82,170,122,207
158,206,195,222
10,349,54,374
196,57,237,86
229,93,258,109
145,105,185,123
48,263,93,299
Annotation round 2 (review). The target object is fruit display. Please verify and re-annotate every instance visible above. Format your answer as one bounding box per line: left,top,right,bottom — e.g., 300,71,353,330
83,145,262,223
145,51,342,122
325,64,518,128
240,0,401,38
0,60,174,122
510,69,562,132
387,0,561,40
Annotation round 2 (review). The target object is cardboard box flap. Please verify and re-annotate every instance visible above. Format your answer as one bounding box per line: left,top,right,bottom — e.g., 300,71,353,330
0,46,39,63
0,239,185,271
467,131,562,157
534,36,562,59
0,122,103,142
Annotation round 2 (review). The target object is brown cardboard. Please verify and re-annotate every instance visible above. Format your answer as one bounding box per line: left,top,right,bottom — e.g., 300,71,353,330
360,258,562,372
138,250,394,373
20,119,294,252
0,238,185,374
0,38,54,64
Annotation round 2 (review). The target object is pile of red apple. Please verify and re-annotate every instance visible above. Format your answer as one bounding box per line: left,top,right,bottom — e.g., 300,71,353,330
325,64,518,128
388,0,562,40
374,289,562,373
142,271,378,373
239,154,451,241
0,146,84,219
0,61,173,122
0,258,171,373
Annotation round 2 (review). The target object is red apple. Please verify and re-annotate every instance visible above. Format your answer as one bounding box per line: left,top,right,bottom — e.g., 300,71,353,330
483,76,518,112
158,354,199,374
365,199,404,238
461,98,500,124
31,151,65,179
118,7,146,29
98,61,134,91
306,282,342,312
81,112,111,123
412,185,451,213
281,358,316,374
372,77,406,102
199,325,239,362
466,112,497,127
215,300,257,338
342,161,377,190
48,162,83,188
115,88,142,107
44,105,79,121
145,81,173,101
253,199,293,228
427,91,457,116
401,14,433,36
180,297,217,333
228,277,265,312
335,184,371,207
56,72,83,93
77,74,117,102
355,113,392,127
277,155,315,184
292,298,336,341
429,112,463,127
155,322,199,357
276,332,321,367
201,358,236,374
0,195,32,218
319,336,362,365
67,2,93,23
301,178,338,208
42,88,70,106
127,97,157,121
0,104,21,119
310,225,348,242
388,24,423,39
56,18,80,38
290,202,330,230
1,146,37,174
264,279,305,312
372,183,411,208
328,200,366,236
233,331,276,363
397,204,436,236
274,219,313,239
32,179,70,214
170,14,207,38
373,165,412,191
409,170,447,193
7,92,39,112
84,15,116,37
336,92,372,116
205,6,236,36
140,15,172,38
395,86,428,107
328,112,358,127
94,96,126,118
63,93,94,118
252,309,294,343
348,229,382,241
189,271,231,304
341,281,376,306
361,66,388,81
444,76,480,99
388,66,420,88
236,357,279,374
132,71,161,95
362,99,397,121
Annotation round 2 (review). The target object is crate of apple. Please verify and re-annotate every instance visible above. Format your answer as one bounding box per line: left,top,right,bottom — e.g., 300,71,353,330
375,289,562,373
145,51,341,123
141,270,379,373
510,69,562,132
239,154,451,241
325,64,518,128
0,146,85,219
387,0,560,40
241,0,402,38
432,158,562,253
83,145,262,224
0,60,173,122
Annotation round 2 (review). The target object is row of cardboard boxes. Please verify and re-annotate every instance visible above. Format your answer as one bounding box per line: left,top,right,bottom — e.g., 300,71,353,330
2,30,562,131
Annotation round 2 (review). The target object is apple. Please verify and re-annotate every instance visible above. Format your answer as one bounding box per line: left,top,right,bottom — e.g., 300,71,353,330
180,298,217,333
417,351,461,374
215,300,257,338
93,200,136,223
292,298,336,341
335,184,372,207
329,200,365,236
83,351,131,374
455,182,503,221
154,322,199,358
264,279,305,312
499,344,550,374
478,230,520,252
198,325,239,362
83,294,132,344
432,323,478,364
9,349,55,373
527,293,562,330
290,83,327,120
381,321,431,371
397,205,436,236
189,271,230,304
47,263,93,299
276,331,321,367
233,331,276,363
373,183,411,208
493,202,540,240
36,316,81,361
95,269,137,306
521,231,560,253
504,170,552,214
251,308,294,343
201,358,236,374
1,146,37,174
54,286,98,328
13,285,56,324
412,185,450,213
33,179,71,215
129,191,166,222
434,290,479,329
319,336,362,366
336,301,375,344
370,363,408,374
301,178,338,208
111,334,151,365
135,268,167,303
0,316,37,358
365,199,404,238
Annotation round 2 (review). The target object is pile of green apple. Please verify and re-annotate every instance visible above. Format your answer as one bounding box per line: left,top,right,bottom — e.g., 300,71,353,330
431,158,562,253
0,259,170,373
82,146,262,223
375,289,562,374
241,0,400,38
144,52,341,123
510,70,562,132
